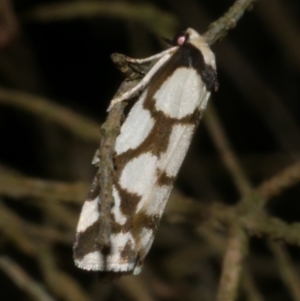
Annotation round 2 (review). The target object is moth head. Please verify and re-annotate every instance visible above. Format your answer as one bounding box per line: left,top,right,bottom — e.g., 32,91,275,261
165,28,216,69
180,28,216,68
171,28,204,46
171,31,188,46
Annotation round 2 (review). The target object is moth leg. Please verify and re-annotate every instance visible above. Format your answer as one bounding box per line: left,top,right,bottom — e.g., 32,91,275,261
123,47,178,79
124,46,177,79
124,46,177,64
125,62,147,80
91,148,100,166
107,47,177,111
112,53,148,80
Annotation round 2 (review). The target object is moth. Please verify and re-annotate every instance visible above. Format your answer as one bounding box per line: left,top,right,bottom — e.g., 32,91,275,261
74,28,218,276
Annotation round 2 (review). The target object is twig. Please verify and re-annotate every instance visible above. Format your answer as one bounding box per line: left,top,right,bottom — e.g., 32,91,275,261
258,159,300,202
23,1,178,38
40,200,78,230
38,246,91,301
0,199,38,255
95,66,139,247
168,152,300,300
269,242,300,301
0,256,57,301
240,214,300,247
0,170,88,204
242,269,265,301
0,200,72,256
204,49,253,301
0,86,100,143
232,158,300,217
203,0,257,45
217,227,248,301
2,158,300,249
205,105,252,195
168,191,300,248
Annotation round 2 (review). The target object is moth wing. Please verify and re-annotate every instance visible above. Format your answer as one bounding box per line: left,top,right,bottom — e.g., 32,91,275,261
114,66,211,270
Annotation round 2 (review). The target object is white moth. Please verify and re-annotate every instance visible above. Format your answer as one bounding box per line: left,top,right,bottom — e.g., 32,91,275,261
74,28,218,276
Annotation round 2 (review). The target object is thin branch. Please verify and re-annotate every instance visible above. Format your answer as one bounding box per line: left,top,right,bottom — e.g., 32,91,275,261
258,159,300,201
0,170,88,204
205,105,252,195
95,54,142,248
0,200,72,256
0,87,100,143
2,159,300,247
232,158,300,210
23,1,178,38
269,242,300,301
0,200,37,255
40,200,78,230
217,227,248,301
0,256,57,301
168,192,300,248
203,0,257,45
204,53,254,301
242,269,265,301
38,246,91,301
240,214,300,247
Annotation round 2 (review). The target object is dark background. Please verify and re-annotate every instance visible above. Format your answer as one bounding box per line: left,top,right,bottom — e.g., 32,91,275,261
0,0,300,300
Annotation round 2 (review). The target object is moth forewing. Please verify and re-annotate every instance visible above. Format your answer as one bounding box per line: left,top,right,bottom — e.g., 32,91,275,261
107,46,177,111
74,28,218,275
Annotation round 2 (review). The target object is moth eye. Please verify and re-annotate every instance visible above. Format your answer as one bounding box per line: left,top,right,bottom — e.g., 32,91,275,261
172,31,187,46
